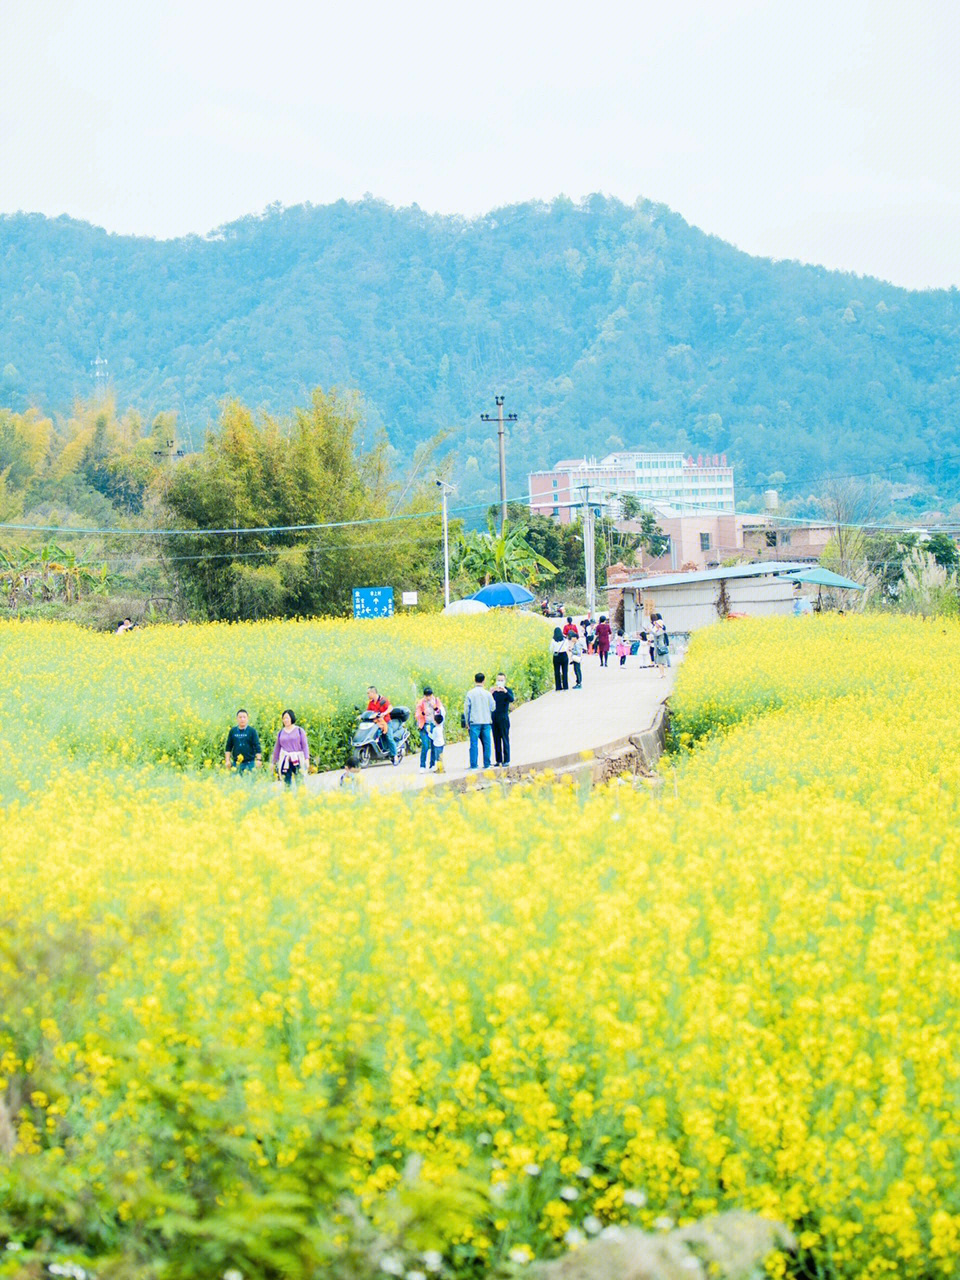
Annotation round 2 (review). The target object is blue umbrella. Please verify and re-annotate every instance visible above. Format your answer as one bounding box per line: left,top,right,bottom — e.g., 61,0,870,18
471,582,536,608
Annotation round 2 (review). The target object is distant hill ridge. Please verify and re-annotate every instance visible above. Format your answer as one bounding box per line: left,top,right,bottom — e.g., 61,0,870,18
1,195,958,500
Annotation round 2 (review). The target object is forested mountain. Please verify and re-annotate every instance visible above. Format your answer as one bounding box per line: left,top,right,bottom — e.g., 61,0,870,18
1,195,958,504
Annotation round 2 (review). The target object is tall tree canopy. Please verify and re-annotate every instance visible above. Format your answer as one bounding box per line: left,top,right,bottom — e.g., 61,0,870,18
162,389,441,619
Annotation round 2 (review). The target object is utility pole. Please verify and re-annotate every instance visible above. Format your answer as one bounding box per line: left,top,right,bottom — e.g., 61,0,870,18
480,395,517,533
436,479,455,609
581,484,596,617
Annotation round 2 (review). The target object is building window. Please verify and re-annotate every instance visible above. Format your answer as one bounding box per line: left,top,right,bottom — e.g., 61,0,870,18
552,507,559,518
700,532,711,551
780,531,791,545
552,479,558,488
765,531,778,547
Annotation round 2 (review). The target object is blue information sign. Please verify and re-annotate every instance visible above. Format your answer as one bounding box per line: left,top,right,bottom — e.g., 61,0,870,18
352,587,394,618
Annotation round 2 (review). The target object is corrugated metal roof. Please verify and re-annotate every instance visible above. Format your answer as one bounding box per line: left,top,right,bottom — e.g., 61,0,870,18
609,560,815,590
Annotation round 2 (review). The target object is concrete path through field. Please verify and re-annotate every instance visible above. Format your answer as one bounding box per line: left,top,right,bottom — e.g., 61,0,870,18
308,645,681,795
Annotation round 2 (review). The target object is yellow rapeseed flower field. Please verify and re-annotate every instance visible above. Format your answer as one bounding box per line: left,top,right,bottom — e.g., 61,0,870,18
1,613,959,1279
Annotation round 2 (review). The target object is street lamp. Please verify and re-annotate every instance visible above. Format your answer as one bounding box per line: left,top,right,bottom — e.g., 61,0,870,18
436,478,456,609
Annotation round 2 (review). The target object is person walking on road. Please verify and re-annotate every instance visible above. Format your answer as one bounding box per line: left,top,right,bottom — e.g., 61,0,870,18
464,672,495,769
567,632,584,688
550,626,570,691
415,686,445,771
616,631,628,667
595,615,612,667
272,709,309,786
225,708,263,773
492,671,515,766
653,617,671,678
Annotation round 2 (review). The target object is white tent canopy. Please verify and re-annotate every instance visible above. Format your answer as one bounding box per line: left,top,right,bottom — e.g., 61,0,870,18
442,598,489,615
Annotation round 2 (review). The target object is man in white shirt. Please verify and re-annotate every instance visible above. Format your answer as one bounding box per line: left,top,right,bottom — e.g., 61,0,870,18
463,672,496,769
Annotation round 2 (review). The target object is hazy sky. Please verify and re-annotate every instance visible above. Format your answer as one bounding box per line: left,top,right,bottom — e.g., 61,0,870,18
2,0,958,289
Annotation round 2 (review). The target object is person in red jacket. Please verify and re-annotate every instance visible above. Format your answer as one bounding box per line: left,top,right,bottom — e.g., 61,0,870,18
562,615,579,638
594,615,612,667
366,685,398,761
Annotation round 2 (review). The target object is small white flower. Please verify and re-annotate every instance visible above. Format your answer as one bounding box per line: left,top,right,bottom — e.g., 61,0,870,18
623,1188,648,1208
583,1215,602,1235
522,1162,541,1177
5,1242,24,1251
611,812,621,821
653,1215,675,1231
681,1256,702,1272
559,1185,578,1201
563,1227,586,1247
421,1251,443,1273
224,1271,244,1280
476,1131,492,1145
380,1255,405,1276
491,1158,504,1169
508,1245,533,1265
576,1165,593,1179
406,1271,427,1280
600,1225,626,1241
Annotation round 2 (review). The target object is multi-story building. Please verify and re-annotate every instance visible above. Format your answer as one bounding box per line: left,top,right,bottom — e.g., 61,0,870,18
528,450,735,523
621,508,834,573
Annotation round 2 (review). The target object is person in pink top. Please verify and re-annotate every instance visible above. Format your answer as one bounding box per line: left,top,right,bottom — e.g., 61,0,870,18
415,686,445,771
272,708,309,786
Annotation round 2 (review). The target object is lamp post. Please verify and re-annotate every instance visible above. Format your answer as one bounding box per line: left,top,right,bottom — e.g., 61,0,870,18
436,478,456,608
480,395,518,533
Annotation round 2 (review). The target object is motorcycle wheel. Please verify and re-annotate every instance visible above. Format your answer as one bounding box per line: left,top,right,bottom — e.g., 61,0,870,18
357,745,373,768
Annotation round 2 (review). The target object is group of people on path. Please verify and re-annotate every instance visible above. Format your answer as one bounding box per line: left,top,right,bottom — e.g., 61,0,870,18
224,707,309,785
461,671,515,769
223,610,671,787
548,613,670,689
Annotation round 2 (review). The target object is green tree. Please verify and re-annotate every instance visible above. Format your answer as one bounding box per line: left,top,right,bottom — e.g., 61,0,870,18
923,532,959,574
619,495,670,557
455,518,557,588
162,390,442,620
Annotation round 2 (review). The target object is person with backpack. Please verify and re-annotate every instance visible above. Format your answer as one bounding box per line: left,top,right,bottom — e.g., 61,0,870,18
653,617,671,677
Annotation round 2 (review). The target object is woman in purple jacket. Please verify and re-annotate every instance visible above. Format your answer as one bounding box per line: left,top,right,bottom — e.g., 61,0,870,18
272,709,309,786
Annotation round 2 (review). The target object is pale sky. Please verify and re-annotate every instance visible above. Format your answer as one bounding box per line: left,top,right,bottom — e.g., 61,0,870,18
2,0,958,289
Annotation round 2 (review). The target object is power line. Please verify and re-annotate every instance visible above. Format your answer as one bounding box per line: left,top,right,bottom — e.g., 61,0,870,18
0,495,506,539
99,532,443,568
